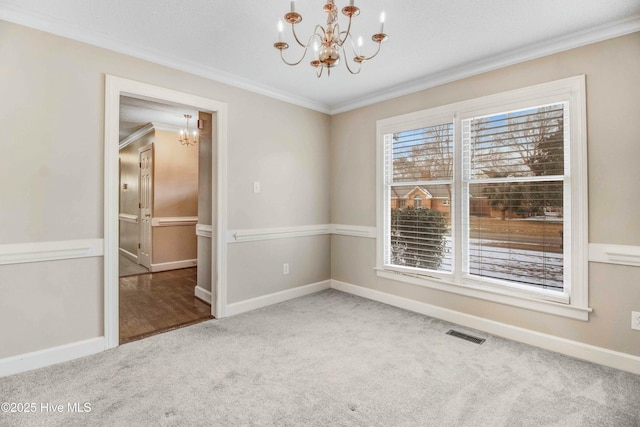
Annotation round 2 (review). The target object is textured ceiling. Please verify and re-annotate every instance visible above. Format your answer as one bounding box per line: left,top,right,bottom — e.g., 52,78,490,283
1,0,639,113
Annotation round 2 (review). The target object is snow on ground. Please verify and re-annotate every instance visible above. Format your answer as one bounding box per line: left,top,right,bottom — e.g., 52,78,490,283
437,237,563,289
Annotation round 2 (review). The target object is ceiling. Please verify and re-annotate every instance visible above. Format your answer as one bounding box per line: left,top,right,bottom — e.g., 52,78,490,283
1,0,639,114
119,96,199,141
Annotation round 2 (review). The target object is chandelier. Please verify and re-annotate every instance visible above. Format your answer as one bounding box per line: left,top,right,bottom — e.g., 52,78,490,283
273,0,388,77
178,114,199,147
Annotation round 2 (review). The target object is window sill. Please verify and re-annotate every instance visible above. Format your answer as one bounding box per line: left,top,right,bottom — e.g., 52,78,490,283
375,268,592,321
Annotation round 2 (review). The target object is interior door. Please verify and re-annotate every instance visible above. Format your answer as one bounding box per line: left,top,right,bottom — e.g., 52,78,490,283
138,145,153,269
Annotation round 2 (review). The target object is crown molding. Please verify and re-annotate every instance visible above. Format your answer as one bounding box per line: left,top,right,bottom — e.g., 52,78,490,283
118,122,183,149
329,15,640,115
1,6,637,116
118,123,154,149
0,7,331,115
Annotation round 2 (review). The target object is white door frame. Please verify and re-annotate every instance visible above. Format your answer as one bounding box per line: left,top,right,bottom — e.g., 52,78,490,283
104,75,228,350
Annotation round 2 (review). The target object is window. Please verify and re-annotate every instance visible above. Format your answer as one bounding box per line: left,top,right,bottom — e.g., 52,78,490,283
464,104,565,292
376,77,590,320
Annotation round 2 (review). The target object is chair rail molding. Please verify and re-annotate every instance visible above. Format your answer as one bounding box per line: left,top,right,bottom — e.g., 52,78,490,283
118,213,138,224
0,239,104,266
225,223,378,243
330,224,377,238
151,216,198,227
227,224,331,243
196,224,213,238
589,243,640,267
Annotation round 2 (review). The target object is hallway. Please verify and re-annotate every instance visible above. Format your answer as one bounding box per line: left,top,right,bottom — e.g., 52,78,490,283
119,267,212,344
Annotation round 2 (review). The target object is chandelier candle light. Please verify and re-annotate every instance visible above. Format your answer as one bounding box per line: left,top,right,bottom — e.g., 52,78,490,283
274,0,388,77
178,114,199,147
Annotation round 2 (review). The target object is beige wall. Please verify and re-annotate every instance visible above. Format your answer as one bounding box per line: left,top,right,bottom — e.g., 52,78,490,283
151,129,198,265
0,258,103,358
330,33,640,357
227,236,331,303
0,21,331,359
153,129,198,218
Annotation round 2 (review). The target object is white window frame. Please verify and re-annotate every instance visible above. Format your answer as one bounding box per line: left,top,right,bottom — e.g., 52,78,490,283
376,76,590,321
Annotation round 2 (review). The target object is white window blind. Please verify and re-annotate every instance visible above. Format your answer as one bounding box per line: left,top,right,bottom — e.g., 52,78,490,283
384,123,453,273
463,104,567,292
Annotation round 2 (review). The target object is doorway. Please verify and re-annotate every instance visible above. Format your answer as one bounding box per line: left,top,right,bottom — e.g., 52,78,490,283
104,76,228,350
117,97,209,343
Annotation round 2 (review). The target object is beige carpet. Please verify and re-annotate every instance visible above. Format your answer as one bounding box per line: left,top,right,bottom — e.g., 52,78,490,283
1,289,639,426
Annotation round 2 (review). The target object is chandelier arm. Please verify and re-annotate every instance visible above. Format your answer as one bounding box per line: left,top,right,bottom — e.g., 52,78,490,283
312,25,327,41
308,32,324,52
339,31,356,56
291,24,326,48
279,48,310,66
290,23,307,48
337,17,353,46
342,46,362,75
359,40,383,61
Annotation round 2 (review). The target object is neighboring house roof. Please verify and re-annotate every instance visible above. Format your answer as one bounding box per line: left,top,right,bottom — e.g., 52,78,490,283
391,185,450,199
404,186,432,199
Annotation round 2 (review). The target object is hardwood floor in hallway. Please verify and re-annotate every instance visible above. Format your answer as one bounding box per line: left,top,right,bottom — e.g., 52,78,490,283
119,267,213,344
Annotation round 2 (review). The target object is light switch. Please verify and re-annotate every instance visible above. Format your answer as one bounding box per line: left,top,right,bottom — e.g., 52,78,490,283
253,181,261,193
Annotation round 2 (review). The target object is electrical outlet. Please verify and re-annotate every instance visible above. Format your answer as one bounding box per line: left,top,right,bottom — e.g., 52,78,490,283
283,263,289,275
632,311,640,331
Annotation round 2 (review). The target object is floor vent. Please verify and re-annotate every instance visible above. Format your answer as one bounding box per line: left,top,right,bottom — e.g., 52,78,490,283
446,329,486,345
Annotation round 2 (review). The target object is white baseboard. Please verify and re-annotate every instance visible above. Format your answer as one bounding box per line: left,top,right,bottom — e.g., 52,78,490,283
195,285,212,304
0,337,105,378
226,280,331,317
118,247,138,262
150,259,197,272
330,279,640,375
